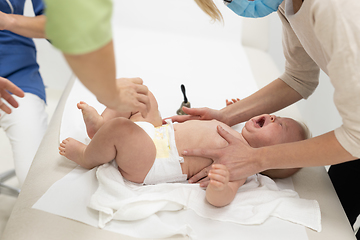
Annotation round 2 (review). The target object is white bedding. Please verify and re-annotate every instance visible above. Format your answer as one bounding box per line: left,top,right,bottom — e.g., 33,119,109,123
33,163,319,239
33,160,320,239
89,161,320,231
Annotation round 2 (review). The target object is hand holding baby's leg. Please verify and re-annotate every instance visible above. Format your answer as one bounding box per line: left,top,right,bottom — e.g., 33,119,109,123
208,164,230,191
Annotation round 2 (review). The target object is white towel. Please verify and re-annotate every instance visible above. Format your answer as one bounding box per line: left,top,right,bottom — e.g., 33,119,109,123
89,161,321,232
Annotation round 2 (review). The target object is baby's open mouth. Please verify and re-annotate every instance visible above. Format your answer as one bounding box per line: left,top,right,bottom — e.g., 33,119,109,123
256,117,265,128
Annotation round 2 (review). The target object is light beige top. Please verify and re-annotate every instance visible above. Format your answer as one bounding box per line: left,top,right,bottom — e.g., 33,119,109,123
278,0,360,157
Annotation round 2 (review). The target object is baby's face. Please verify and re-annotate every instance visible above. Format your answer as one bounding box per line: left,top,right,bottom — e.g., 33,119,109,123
241,114,303,148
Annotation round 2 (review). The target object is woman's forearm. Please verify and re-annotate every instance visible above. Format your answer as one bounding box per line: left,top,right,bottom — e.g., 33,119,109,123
3,14,46,38
257,131,356,171
221,78,303,126
64,40,119,110
64,40,150,115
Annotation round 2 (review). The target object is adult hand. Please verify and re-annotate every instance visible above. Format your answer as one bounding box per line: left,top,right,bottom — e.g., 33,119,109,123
0,77,25,114
0,10,10,30
186,125,262,187
116,77,150,118
164,106,223,123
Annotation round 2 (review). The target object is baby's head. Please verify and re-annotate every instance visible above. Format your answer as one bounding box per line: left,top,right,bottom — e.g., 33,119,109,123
242,114,310,148
130,91,162,127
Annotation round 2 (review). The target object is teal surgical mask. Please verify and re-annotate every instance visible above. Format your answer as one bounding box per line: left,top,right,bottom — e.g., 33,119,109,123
224,0,283,18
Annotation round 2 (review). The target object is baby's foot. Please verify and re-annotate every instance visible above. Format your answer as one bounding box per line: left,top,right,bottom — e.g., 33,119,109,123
59,138,87,166
77,101,103,139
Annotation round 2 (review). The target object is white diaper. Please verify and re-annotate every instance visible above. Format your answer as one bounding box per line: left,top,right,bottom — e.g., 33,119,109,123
135,119,188,185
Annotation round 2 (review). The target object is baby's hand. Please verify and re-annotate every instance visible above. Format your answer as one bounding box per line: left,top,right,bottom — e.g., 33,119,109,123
225,98,240,106
208,164,230,191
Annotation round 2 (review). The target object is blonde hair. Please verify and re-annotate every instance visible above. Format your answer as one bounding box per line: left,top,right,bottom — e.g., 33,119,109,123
194,0,223,22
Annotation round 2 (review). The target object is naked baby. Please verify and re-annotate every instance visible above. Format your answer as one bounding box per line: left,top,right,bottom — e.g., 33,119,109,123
59,92,308,207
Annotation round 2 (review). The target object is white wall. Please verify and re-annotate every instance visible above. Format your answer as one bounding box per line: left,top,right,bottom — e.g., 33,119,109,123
266,13,342,137
23,0,342,136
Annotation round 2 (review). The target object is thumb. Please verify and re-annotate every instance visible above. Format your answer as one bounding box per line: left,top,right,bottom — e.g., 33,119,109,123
217,125,238,145
182,107,205,117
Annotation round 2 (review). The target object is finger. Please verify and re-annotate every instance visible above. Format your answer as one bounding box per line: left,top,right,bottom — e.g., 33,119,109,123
164,114,196,123
199,179,210,188
138,104,148,118
181,107,205,118
216,125,239,145
209,169,228,181
209,168,228,176
183,147,220,160
209,179,224,188
211,164,227,170
130,77,144,85
0,77,25,98
208,172,227,184
1,90,19,108
198,176,210,184
0,97,12,114
188,166,212,183
136,94,150,118
134,83,149,95
136,92,150,108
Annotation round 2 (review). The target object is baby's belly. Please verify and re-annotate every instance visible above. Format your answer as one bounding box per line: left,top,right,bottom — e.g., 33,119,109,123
174,120,243,178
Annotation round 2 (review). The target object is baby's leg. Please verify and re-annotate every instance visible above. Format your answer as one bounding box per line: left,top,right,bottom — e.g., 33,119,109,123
78,102,131,139
101,107,130,121
77,101,104,139
109,118,157,183
60,118,156,183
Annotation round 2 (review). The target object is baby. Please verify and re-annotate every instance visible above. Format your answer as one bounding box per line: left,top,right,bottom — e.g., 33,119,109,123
59,92,308,207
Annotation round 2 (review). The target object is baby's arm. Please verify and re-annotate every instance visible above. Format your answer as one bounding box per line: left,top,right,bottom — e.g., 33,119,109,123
205,164,246,207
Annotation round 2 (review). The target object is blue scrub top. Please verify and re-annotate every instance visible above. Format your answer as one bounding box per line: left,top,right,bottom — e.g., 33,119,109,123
0,0,46,103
